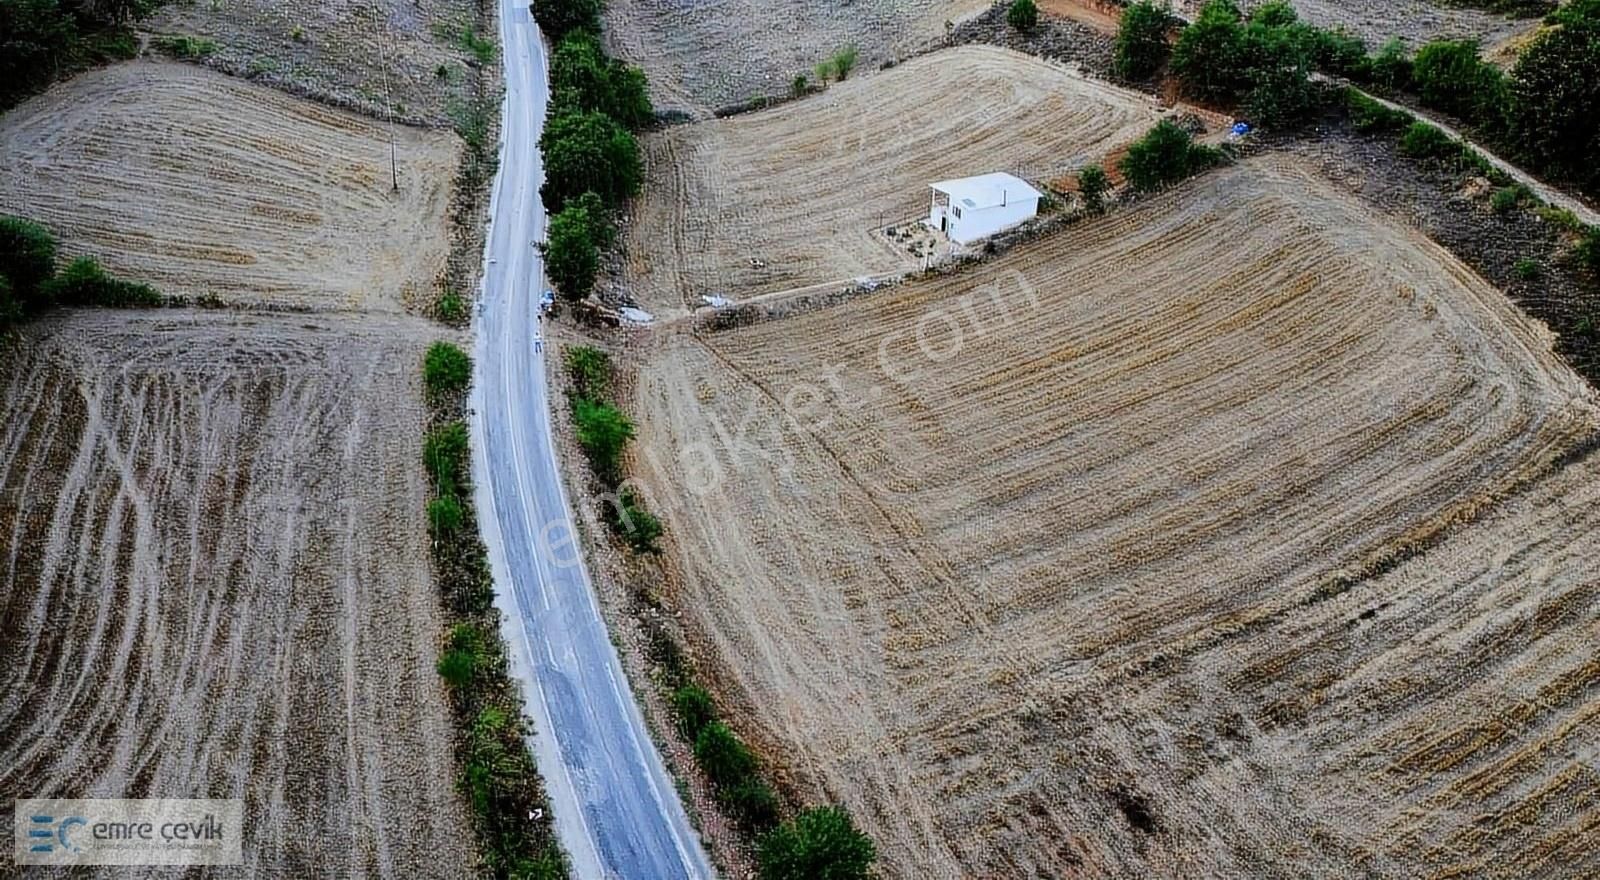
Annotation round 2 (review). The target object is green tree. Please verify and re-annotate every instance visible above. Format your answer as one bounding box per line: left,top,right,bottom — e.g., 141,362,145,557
757,806,877,880
424,341,472,399
540,110,642,210
0,214,58,310
564,345,613,400
543,201,601,301
0,0,77,105
1077,164,1110,213
1248,0,1297,27
1509,8,1600,195
1113,1,1171,80
671,684,717,740
720,777,780,831
1119,120,1223,191
693,720,757,788
1007,0,1038,32
1239,20,1315,126
572,397,634,479
531,0,602,41
1412,39,1508,129
550,30,653,129
1171,0,1248,102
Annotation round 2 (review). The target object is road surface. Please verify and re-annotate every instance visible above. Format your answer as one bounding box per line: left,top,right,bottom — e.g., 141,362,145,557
467,1,714,877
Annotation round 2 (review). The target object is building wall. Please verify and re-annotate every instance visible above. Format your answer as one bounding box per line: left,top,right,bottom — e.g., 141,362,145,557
950,198,1038,244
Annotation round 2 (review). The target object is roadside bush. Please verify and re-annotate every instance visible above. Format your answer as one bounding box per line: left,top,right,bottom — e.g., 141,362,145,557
456,25,495,65
720,777,780,831
540,110,642,210
429,493,464,536
425,421,470,486
671,684,717,740
1113,0,1171,80
436,287,467,324
551,30,652,129
757,806,877,880
1368,37,1413,91
43,256,161,307
1077,165,1110,213
694,721,758,789
531,0,602,41
1577,226,1600,275
1119,121,1224,192
1411,39,1508,130
437,622,486,690
1007,0,1038,32
1509,7,1600,196
572,396,634,480
605,486,662,553
0,214,58,309
1345,89,1411,132
543,201,601,301
1398,121,1456,159
564,345,612,400
424,341,472,399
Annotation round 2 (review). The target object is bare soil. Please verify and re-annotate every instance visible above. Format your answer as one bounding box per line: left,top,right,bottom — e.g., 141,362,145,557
147,0,488,126
0,310,473,878
603,0,993,113
0,61,458,314
1178,0,1540,49
626,156,1599,877
621,45,1163,316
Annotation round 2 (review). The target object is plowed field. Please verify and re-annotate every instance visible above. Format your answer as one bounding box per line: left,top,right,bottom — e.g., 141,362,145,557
0,310,472,877
630,157,1599,877
0,62,457,312
625,45,1161,314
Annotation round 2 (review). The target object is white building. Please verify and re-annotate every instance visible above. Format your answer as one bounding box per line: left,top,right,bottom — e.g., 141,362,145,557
926,172,1042,245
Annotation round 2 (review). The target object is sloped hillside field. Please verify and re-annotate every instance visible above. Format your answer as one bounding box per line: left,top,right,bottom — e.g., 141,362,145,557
630,157,1599,877
0,311,473,877
626,45,1162,315
0,62,456,312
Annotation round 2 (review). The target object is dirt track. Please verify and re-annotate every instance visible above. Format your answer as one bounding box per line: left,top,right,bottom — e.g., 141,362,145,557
0,62,457,313
629,157,1599,877
0,310,471,877
624,45,1161,315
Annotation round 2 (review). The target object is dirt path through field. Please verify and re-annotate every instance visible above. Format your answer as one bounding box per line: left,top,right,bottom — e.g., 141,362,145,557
0,310,472,877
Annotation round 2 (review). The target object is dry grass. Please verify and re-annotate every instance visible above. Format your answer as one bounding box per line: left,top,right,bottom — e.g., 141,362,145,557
0,310,473,877
604,0,992,112
628,157,1598,877
0,62,458,313
147,0,485,125
624,45,1162,315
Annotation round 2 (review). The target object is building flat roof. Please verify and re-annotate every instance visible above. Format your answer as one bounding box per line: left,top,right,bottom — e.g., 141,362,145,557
929,172,1043,210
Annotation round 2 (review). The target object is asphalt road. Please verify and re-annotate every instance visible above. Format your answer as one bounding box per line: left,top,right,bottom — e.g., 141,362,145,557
467,1,714,876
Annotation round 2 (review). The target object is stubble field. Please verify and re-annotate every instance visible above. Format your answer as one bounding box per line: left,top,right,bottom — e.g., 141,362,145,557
629,157,1600,876
624,45,1162,315
148,0,487,125
0,62,457,313
0,311,472,877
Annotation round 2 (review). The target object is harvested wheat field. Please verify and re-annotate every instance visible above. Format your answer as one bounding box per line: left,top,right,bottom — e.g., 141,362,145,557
0,309,472,877
605,0,992,112
0,62,457,312
629,157,1600,877
149,0,485,125
625,45,1161,314
1175,0,1539,48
